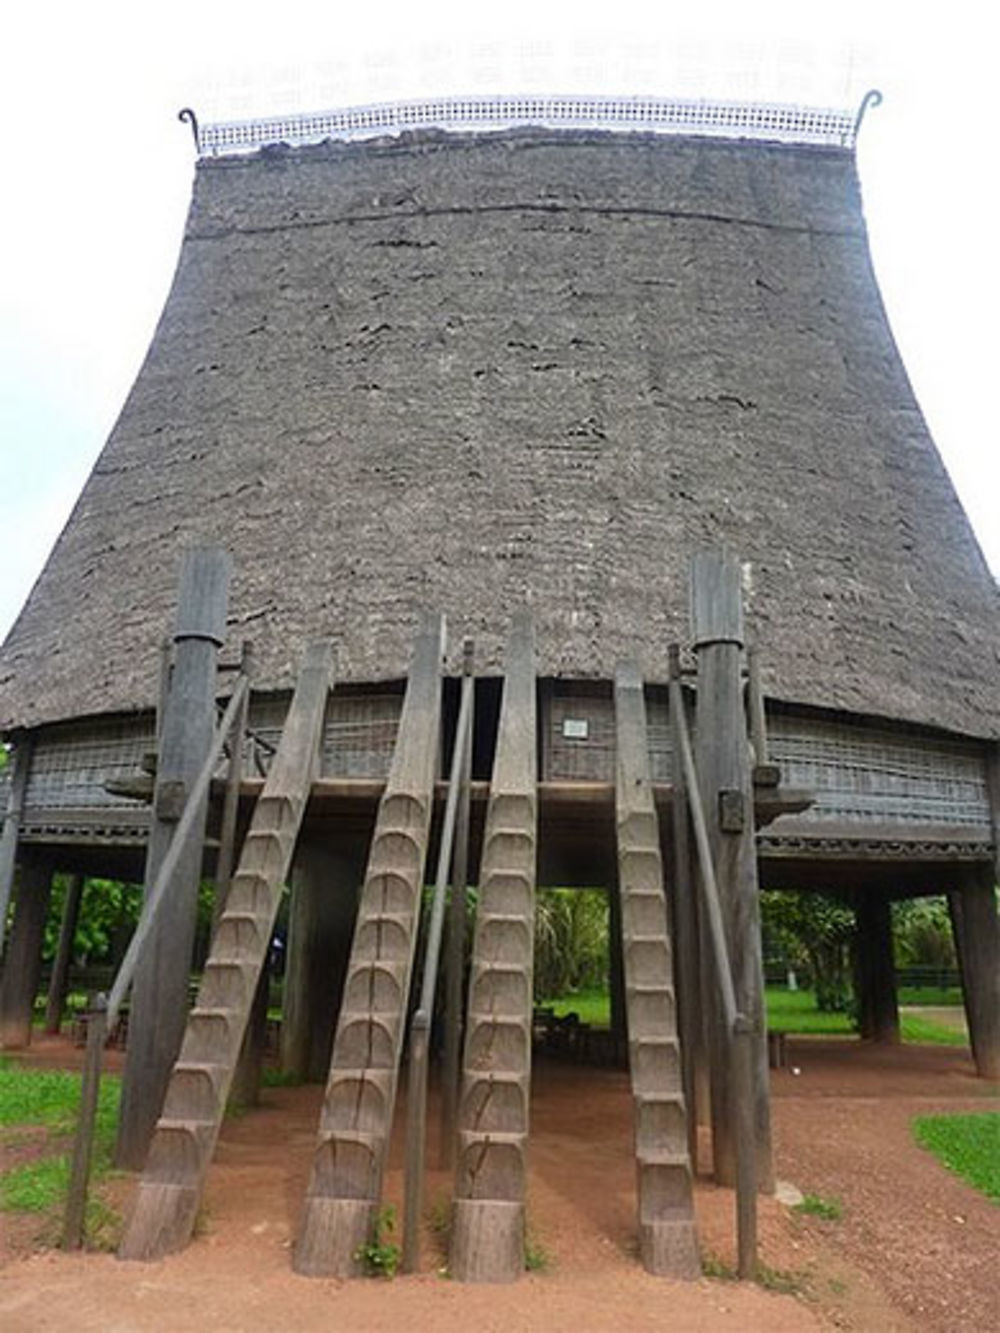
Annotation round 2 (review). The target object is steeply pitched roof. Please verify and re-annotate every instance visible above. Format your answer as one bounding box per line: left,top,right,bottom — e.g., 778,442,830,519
2,128,998,737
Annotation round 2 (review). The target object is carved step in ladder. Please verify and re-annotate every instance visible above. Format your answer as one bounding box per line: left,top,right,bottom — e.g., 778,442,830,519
613,663,699,1277
294,615,444,1276
118,639,334,1261
449,614,537,1283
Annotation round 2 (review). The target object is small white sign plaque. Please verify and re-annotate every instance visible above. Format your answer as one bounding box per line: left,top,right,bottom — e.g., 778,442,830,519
562,718,589,740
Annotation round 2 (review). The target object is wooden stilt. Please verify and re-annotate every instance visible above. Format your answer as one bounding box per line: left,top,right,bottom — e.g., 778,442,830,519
949,867,1000,1080
280,843,364,1083
45,873,85,1034
116,547,231,1170
690,552,773,1192
855,892,899,1044
0,735,33,961
0,857,55,1048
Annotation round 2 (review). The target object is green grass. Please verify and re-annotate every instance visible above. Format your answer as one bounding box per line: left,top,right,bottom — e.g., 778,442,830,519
897,986,963,1006
539,988,965,1045
0,1057,121,1234
540,987,611,1028
913,1113,1000,1201
793,1192,843,1221
899,1015,966,1047
765,989,853,1035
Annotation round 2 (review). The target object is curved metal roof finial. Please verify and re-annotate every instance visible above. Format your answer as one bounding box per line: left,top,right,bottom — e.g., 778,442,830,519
178,107,201,154
851,89,883,145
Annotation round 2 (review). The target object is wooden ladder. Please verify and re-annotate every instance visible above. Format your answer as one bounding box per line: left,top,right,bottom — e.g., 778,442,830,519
449,614,537,1283
118,639,333,1261
294,615,444,1276
613,663,699,1277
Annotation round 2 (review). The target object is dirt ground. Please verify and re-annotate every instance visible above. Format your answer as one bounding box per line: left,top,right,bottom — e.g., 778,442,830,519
1,1035,996,1332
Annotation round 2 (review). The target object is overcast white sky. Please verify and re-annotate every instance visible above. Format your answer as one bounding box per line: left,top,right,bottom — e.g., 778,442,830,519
2,1,996,642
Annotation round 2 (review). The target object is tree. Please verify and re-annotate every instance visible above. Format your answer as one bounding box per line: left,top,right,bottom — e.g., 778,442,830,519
760,889,855,1012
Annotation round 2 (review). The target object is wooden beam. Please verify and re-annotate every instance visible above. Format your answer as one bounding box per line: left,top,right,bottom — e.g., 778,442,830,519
115,547,231,1170
45,873,85,1034
690,551,773,1192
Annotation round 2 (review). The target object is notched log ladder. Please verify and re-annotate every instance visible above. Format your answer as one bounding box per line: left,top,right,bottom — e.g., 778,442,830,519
294,615,444,1277
449,614,537,1283
118,639,334,1261
613,663,699,1278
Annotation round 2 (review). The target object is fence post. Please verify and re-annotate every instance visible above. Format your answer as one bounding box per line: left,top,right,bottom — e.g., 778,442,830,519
62,994,108,1249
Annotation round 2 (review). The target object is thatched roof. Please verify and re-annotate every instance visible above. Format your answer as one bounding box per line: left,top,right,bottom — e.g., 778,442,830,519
2,127,998,737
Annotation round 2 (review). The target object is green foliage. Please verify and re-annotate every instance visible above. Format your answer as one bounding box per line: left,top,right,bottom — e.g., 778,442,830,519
524,1228,550,1272
702,1251,735,1280
355,1204,401,1278
534,889,608,1001
754,1262,804,1295
761,890,855,1013
793,1192,843,1221
892,898,956,969
41,877,141,968
913,1113,1000,1200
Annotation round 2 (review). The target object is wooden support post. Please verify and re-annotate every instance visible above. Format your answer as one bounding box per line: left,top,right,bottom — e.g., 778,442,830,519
855,892,899,1044
441,640,475,1170
949,866,1000,1080
608,876,628,1064
668,649,702,1167
62,994,107,1249
45,874,85,1034
0,857,55,1048
0,734,33,961
280,843,363,1082
690,552,773,1192
116,547,230,1169
230,972,269,1109
853,895,901,1039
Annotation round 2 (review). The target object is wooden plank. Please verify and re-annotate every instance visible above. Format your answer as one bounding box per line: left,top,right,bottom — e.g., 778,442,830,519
294,614,444,1278
449,612,537,1284
613,662,698,1278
